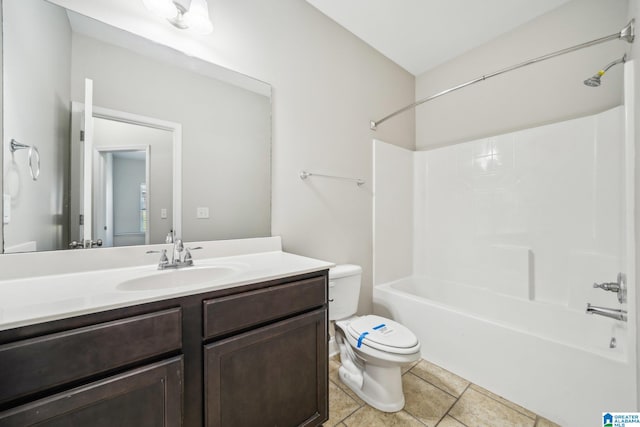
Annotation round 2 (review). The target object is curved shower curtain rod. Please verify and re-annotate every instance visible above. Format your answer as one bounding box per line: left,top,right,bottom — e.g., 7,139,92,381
370,19,635,131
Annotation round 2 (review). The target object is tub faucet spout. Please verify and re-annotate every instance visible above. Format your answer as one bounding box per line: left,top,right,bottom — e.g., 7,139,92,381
586,303,627,322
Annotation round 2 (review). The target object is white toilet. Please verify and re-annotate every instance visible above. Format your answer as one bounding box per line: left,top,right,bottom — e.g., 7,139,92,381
329,264,421,412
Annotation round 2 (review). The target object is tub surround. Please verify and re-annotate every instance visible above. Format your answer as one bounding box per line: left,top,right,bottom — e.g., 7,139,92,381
372,102,635,426
0,236,332,426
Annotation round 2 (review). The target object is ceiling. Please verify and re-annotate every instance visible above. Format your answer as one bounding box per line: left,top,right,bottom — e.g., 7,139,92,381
304,0,570,76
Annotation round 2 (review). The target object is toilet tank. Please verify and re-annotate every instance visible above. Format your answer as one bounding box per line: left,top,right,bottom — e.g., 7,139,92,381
328,264,362,321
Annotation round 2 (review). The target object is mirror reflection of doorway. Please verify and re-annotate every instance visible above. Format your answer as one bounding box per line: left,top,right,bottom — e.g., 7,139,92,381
90,116,174,247
71,103,179,247
94,148,148,247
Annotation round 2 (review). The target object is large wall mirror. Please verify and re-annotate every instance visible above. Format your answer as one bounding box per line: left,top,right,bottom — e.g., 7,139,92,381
2,0,272,253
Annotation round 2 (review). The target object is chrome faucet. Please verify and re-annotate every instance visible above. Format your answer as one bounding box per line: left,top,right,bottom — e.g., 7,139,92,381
172,239,184,265
147,238,202,270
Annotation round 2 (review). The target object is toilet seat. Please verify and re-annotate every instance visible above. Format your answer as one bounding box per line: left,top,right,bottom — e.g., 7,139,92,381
346,315,419,355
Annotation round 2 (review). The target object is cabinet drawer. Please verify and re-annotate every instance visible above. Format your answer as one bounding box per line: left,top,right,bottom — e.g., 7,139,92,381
203,276,326,340
0,308,182,405
0,356,183,427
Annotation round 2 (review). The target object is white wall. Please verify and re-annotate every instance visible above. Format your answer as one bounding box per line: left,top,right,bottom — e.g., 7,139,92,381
3,0,71,252
70,32,272,243
373,140,413,285
415,0,629,149
53,0,415,313
211,1,415,314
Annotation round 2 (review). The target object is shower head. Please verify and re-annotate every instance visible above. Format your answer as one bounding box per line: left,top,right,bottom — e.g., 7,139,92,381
583,54,627,87
584,73,603,87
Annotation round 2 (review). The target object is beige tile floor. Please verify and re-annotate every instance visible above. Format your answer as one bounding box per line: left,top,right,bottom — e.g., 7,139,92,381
325,357,561,427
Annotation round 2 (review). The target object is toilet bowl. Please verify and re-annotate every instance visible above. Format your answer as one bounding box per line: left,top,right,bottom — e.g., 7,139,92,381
329,265,421,412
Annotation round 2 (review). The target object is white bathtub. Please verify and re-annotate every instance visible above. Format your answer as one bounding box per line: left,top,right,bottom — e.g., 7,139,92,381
373,276,636,427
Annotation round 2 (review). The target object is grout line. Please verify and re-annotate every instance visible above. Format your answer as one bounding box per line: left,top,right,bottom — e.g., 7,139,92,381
405,370,461,400
327,378,364,425
406,362,468,400
448,412,471,427
339,405,363,425
412,358,538,422
459,382,472,396
400,370,462,426
402,408,428,426
433,413,447,426
329,365,364,406
467,385,536,420
440,383,470,426
422,376,468,427
336,384,365,408
328,377,361,410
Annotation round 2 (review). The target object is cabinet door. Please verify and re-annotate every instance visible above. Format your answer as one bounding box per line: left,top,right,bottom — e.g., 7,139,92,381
205,309,328,427
0,357,183,427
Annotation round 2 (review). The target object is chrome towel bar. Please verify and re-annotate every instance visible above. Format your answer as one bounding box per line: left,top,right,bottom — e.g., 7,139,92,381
299,170,365,187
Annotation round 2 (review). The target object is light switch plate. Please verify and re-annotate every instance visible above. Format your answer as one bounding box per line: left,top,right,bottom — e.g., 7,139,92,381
196,207,209,219
160,208,167,219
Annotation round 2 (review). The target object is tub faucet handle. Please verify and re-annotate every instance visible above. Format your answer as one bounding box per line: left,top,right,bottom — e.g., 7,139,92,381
593,273,626,304
593,282,620,292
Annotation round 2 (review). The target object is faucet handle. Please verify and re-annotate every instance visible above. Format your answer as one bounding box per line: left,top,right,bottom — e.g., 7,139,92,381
593,282,620,291
146,249,169,267
182,247,202,266
592,272,627,304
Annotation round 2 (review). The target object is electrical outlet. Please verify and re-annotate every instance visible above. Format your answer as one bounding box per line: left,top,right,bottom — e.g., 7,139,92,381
196,207,210,219
160,208,167,219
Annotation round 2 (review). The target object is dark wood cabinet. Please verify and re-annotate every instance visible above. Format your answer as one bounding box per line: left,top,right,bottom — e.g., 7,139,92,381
0,270,329,427
205,308,328,427
0,357,183,427
0,308,182,406
203,276,326,339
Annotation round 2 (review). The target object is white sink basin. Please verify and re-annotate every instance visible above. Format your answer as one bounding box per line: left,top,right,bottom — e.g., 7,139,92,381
117,266,240,291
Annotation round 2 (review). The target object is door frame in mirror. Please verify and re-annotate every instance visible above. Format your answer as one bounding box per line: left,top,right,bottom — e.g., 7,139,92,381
93,144,150,247
70,102,182,246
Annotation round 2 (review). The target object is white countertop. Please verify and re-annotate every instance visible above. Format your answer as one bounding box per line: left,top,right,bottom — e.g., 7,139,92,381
0,250,333,331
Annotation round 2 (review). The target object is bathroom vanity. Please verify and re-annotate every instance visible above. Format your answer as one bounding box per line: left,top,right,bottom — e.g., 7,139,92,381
0,246,331,426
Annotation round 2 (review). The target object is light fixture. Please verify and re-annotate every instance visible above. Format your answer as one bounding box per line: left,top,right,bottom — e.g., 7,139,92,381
142,0,213,35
